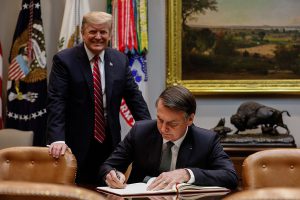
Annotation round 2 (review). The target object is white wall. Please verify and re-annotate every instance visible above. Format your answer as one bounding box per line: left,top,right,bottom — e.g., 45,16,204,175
1,0,300,146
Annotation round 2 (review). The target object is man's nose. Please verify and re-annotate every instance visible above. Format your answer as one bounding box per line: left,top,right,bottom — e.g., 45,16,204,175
160,123,169,133
95,32,102,38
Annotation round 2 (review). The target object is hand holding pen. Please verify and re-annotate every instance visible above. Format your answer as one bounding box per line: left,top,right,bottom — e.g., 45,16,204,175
105,168,126,189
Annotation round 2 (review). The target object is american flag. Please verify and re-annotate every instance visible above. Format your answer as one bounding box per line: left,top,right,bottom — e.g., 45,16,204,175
7,0,47,146
8,54,30,80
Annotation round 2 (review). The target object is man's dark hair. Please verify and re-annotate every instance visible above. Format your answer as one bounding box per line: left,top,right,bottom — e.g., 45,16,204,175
156,85,196,117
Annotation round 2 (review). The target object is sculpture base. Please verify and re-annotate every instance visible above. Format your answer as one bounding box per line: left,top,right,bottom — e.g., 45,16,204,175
221,133,296,147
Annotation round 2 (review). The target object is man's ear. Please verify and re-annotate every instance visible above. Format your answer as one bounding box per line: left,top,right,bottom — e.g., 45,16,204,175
187,113,195,126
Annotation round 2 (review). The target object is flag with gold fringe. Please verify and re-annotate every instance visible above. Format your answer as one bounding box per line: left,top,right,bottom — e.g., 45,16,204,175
6,0,47,146
58,0,90,50
108,0,149,136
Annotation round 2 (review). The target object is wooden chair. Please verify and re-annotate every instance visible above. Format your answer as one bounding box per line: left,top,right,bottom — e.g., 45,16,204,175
0,147,77,184
0,181,103,200
0,129,33,149
242,148,300,189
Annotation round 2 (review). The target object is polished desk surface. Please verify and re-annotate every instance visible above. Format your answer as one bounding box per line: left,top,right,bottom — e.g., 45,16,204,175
98,193,228,200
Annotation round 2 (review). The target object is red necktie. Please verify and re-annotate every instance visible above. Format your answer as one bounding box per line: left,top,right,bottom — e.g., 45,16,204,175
92,56,106,143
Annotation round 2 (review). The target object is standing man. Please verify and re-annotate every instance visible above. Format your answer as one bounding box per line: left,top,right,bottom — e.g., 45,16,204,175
47,11,151,186
100,85,238,190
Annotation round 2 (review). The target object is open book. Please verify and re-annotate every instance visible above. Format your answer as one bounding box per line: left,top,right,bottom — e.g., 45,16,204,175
97,182,230,197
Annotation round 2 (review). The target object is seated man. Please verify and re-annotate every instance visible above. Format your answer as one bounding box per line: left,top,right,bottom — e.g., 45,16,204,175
99,85,238,190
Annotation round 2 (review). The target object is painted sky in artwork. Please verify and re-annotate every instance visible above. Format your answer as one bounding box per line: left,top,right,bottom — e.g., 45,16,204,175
187,0,300,27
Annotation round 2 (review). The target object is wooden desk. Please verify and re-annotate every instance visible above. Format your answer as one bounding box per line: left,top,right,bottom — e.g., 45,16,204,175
223,144,297,189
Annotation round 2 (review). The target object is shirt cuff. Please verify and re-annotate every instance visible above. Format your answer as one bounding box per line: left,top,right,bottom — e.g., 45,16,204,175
185,168,195,184
53,141,65,144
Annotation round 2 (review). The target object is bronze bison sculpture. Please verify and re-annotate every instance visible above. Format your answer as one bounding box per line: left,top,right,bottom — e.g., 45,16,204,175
230,101,290,134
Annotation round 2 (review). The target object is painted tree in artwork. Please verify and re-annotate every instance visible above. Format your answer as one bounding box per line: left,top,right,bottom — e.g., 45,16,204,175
182,0,218,30
182,0,218,67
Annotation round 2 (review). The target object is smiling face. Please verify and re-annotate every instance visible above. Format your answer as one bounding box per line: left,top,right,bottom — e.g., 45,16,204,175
81,22,111,55
156,99,194,141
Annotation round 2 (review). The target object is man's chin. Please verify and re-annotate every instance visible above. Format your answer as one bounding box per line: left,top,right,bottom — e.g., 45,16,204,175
90,47,105,54
162,135,173,141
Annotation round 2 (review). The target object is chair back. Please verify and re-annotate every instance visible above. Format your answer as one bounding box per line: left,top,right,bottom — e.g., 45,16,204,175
224,187,300,200
0,147,77,184
0,181,103,200
242,148,300,189
0,129,33,149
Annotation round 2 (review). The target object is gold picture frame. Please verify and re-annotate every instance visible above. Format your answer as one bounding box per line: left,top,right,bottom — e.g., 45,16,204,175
166,0,300,95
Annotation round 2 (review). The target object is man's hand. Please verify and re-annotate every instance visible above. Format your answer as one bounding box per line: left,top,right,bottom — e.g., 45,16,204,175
48,143,69,158
105,169,126,189
147,169,190,191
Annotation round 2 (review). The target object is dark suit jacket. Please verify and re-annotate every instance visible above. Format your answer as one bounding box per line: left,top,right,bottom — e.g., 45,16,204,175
47,43,151,165
99,120,238,189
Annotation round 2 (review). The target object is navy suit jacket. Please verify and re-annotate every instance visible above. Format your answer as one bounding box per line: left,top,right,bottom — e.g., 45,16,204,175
47,43,151,165
99,120,238,189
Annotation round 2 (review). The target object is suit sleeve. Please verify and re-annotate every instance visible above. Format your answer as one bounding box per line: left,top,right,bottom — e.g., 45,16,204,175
98,124,136,183
47,54,69,143
190,134,238,189
122,57,151,121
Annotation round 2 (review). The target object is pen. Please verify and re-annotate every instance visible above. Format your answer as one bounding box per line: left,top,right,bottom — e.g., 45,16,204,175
113,168,121,180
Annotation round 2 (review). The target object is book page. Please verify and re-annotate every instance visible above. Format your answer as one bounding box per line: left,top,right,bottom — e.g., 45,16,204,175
97,182,176,196
97,179,229,196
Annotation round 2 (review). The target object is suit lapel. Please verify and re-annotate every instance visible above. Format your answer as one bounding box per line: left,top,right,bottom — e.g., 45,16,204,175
77,46,115,104
77,44,94,100
104,49,114,108
147,128,163,173
176,127,193,169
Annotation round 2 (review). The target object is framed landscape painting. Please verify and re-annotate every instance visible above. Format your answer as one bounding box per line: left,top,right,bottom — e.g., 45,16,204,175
167,0,300,95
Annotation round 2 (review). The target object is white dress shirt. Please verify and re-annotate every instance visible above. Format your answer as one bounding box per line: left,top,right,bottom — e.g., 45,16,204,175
84,45,107,118
162,126,195,183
